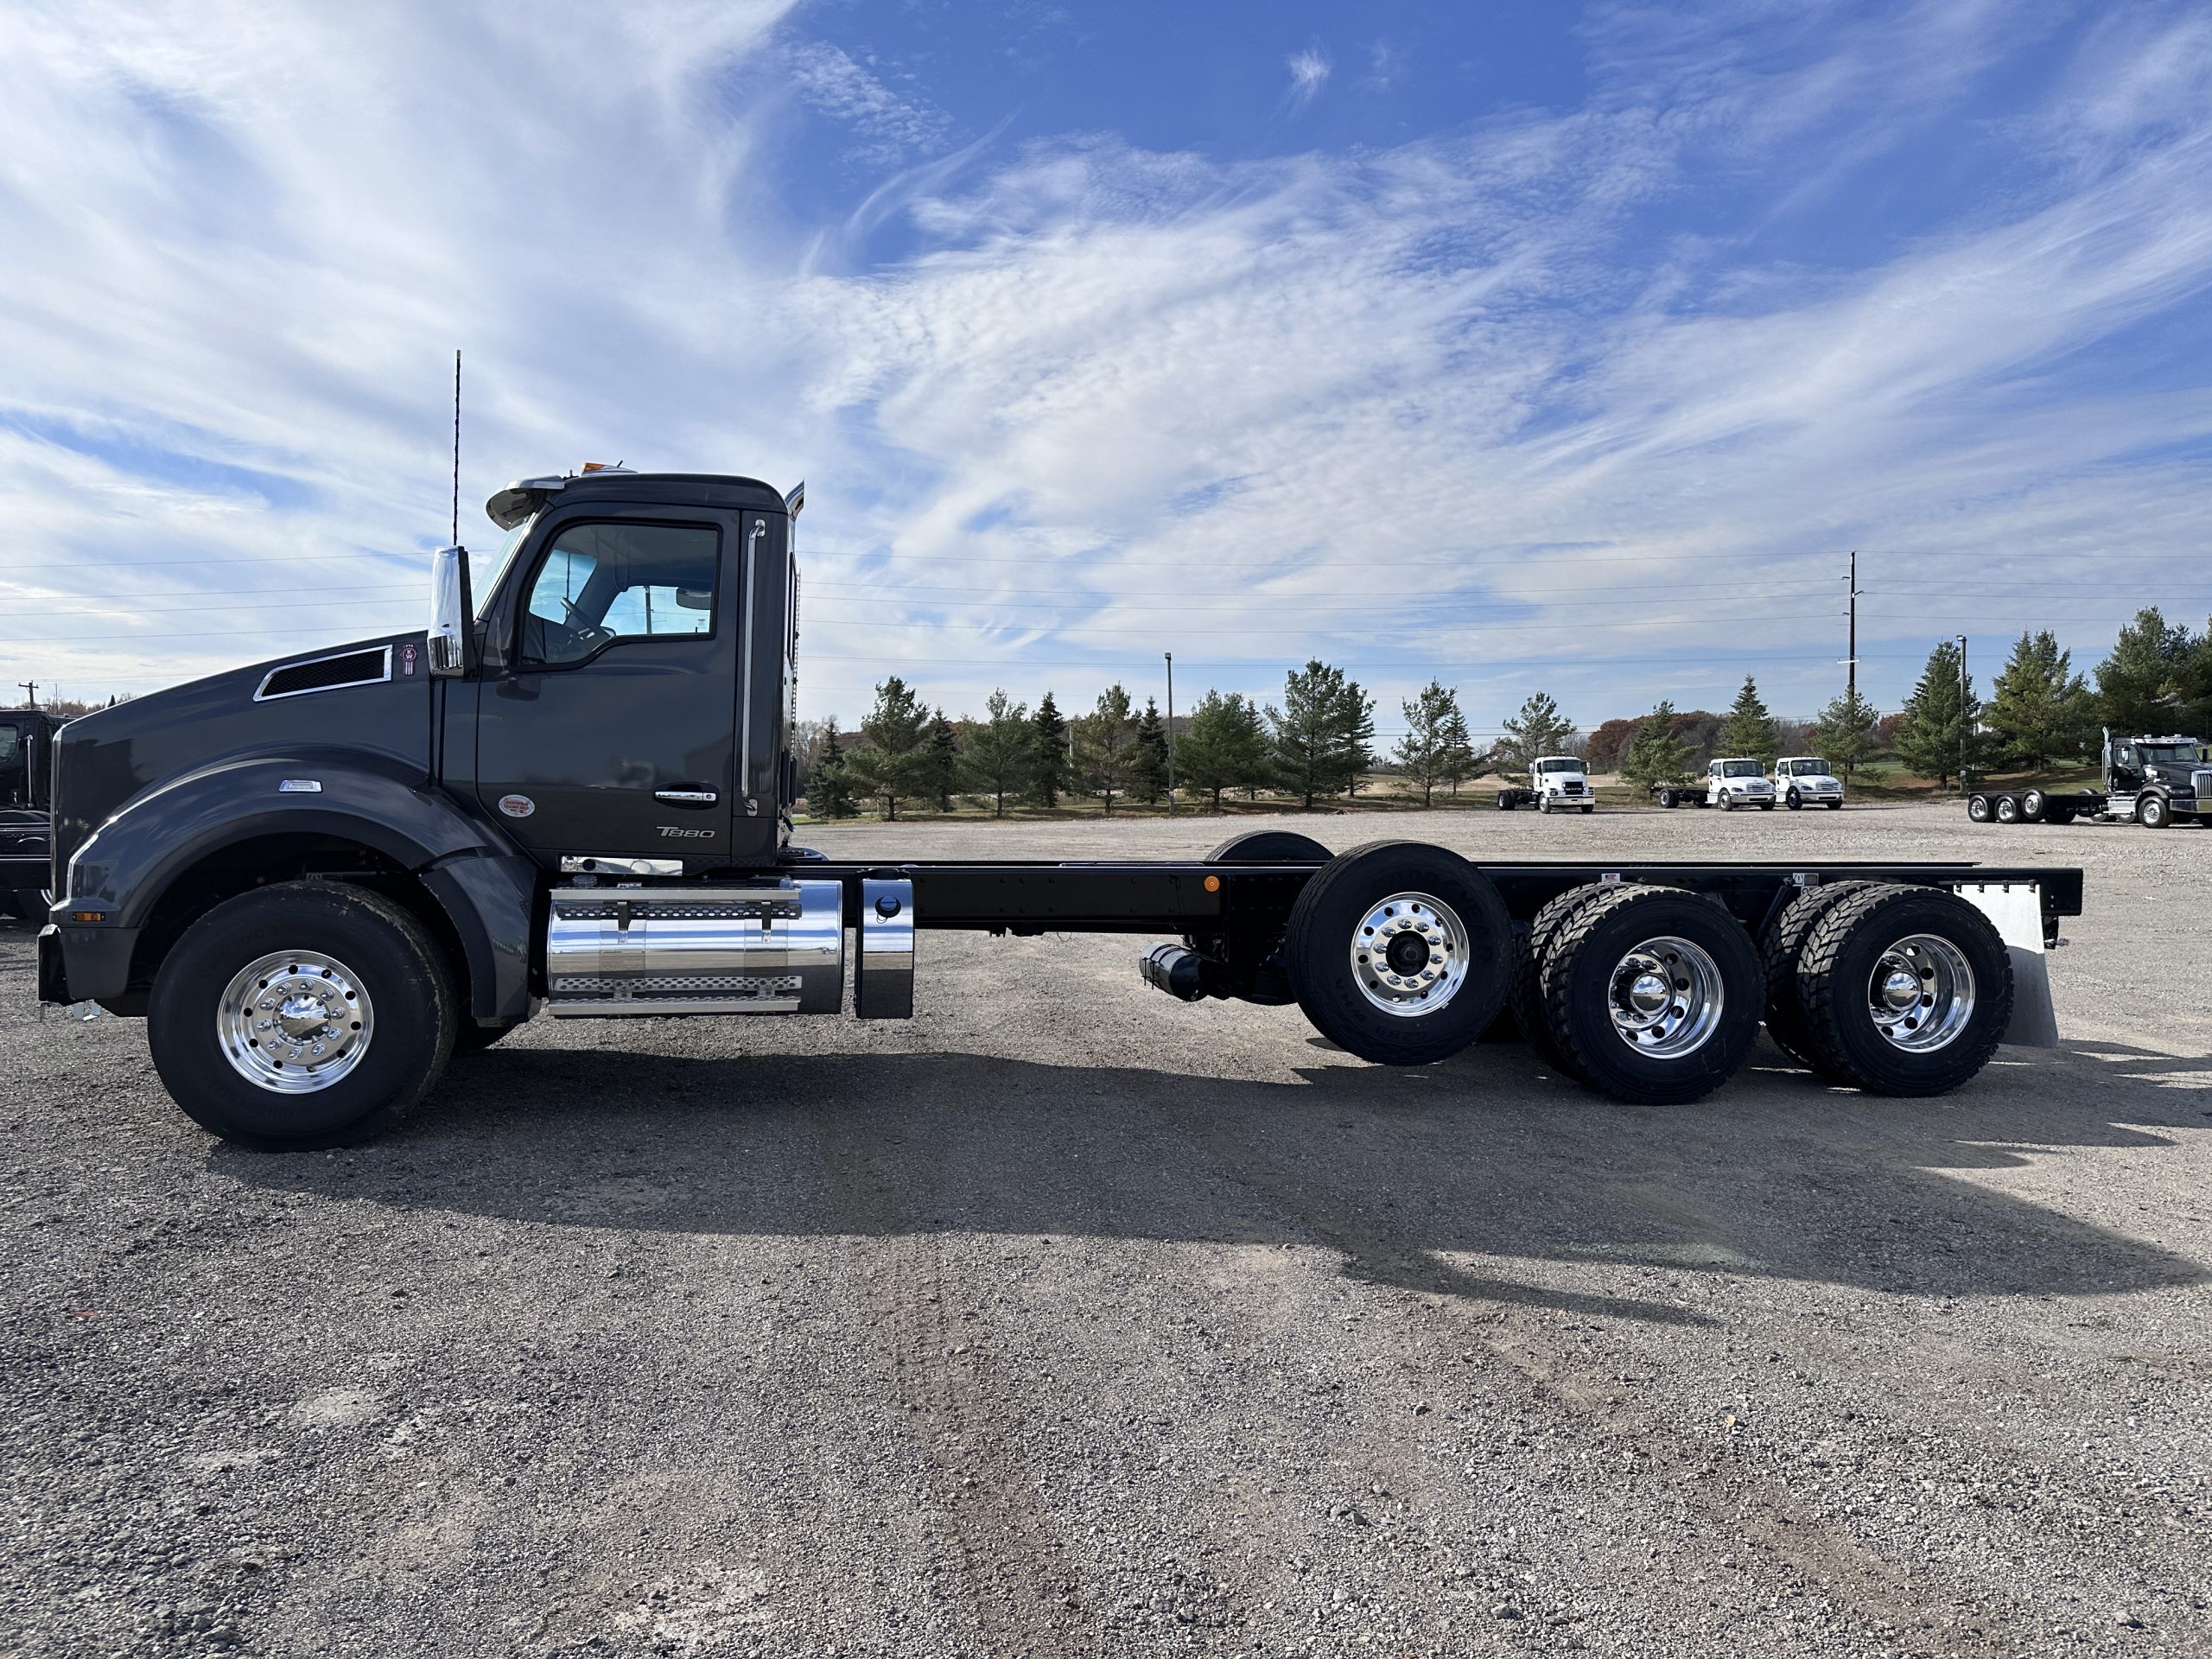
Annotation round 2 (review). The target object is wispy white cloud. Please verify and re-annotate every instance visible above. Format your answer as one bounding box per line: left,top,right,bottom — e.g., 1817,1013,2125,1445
1285,46,1332,113
2,0,2209,732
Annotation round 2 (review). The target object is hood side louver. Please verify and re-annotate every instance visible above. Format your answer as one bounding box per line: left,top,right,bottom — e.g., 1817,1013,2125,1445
254,645,391,702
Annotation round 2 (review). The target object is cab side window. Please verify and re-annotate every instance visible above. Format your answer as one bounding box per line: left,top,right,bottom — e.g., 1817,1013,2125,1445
518,522,718,668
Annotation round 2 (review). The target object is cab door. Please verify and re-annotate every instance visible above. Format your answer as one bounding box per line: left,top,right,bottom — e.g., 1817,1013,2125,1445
474,508,739,861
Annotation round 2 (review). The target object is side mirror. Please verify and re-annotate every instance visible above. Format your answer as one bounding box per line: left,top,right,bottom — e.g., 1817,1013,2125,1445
429,545,474,676
674,587,713,612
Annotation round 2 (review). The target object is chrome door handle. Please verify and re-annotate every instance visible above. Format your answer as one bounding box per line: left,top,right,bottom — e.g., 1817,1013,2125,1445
654,788,719,805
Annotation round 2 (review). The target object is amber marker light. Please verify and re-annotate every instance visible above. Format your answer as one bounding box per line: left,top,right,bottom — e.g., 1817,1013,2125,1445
1203,874,1221,893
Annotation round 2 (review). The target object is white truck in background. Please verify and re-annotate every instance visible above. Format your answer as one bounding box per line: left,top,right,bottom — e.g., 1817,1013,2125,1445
1652,759,1776,810
1774,756,1846,810
1495,756,1595,814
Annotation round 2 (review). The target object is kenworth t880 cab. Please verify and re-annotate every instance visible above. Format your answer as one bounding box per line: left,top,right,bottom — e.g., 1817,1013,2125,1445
37,469,2082,1148
1494,757,1592,813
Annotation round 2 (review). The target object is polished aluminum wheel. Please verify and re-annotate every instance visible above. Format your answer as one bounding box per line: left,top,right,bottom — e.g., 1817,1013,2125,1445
1606,935,1724,1058
218,950,375,1093
1349,892,1471,1016
1866,932,1974,1052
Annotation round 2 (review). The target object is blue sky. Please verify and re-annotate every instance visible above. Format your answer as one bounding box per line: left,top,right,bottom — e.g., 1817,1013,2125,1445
3,0,2209,737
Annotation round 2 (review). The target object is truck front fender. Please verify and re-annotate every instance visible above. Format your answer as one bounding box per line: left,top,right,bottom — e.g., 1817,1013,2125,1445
54,753,537,1017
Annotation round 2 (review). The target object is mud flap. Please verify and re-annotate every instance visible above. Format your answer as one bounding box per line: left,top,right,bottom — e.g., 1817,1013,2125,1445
1958,883,2058,1047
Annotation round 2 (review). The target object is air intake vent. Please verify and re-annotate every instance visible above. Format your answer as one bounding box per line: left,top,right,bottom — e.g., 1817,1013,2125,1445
254,646,391,702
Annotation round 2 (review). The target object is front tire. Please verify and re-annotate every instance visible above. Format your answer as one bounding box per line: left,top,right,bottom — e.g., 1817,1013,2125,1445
1786,789,1802,810
1535,886,1762,1105
147,882,458,1149
1283,842,1512,1065
2140,793,2171,829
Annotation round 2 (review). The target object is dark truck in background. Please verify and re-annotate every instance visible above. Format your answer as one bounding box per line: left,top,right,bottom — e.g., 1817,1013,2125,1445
0,708,63,922
1969,734,2211,828
37,468,2080,1149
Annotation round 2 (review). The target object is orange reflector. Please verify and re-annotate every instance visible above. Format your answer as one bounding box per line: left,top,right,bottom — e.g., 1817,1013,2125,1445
1203,874,1220,893
70,911,104,923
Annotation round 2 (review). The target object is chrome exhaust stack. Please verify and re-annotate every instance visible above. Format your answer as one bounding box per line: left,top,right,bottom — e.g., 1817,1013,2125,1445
544,880,844,1016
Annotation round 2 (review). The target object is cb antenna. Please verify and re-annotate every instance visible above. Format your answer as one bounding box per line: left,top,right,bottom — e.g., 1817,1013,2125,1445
451,349,461,546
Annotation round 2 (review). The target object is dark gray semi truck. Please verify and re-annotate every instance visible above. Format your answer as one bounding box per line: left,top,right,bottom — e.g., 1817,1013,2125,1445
1968,734,2211,828
35,469,2081,1148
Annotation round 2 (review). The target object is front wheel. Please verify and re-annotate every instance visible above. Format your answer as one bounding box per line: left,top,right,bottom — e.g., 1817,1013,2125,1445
1786,789,1802,810
1824,799,1842,810
2140,793,2171,829
1758,801,1774,811
1581,804,1594,815
1283,842,1512,1065
147,882,458,1149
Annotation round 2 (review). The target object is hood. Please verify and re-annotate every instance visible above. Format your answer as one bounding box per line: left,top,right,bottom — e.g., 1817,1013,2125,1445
52,633,432,874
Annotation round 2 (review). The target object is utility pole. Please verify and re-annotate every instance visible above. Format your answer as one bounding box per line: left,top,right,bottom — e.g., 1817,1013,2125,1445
16,681,35,708
1956,634,1968,794
1164,652,1175,815
1844,550,1859,704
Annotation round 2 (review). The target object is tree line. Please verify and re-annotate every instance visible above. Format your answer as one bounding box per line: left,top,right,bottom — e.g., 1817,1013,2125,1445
803,664,1605,819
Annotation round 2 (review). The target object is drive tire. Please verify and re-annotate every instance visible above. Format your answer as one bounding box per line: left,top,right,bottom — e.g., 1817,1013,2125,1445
1825,799,1842,810
1656,788,1676,809
1994,795,2019,823
1497,791,1515,811
1967,793,1991,822
1794,885,2012,1096
1536,885,1762,1105
2020,788,2047,823
1283,842,1511,1065
2140,792,2171,829
147,881,457,1150
1506,881,1618,1078
1760,880,1881,1069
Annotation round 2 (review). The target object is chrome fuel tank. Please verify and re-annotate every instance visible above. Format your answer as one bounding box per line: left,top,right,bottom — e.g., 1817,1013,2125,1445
544,880,843,1016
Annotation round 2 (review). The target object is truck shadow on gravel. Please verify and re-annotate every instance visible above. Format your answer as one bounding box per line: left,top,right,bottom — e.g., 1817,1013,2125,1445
225,1036,2211,1322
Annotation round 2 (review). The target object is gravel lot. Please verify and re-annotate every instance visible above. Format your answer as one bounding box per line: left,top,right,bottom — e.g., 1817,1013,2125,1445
4,802,2209,1658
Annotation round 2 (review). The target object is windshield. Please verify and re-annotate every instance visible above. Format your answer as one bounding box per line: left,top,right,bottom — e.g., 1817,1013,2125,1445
1783,759,1832,777
474,517,537,620
1535,758,1581,774
1721,760,1763,778
2142,742,2206,765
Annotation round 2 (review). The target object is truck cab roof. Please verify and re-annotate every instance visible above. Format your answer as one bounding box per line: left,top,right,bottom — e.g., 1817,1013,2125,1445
486,469,791,531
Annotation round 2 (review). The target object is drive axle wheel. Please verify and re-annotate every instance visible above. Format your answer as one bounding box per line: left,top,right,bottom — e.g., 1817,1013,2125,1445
1761,880,1879,1069
147,882,457,1149
1793,885,2011,1096
2020,788,2047,823
1506,882,1618,1077
1994,795,2019,823
1284,842,1510,1065
1966,794,1992,823
1535,886,1762,1105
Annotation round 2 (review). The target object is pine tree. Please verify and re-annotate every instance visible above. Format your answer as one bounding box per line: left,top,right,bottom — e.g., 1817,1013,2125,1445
1890,642,1977,788
806,715,856,819
1130,697,1170,805
844,677,935,819
1811,687,1880,781
2096,607,2190,735
1439,707,1482,798
1718,675,1779,765
961,689,1033,817
1394,681,1465,808
1268,659,1374,809
927,709,960,811
1985,630,2094,772
1495,692,1578,785
1027,690,1070,808
1071,683,1135,813
1177,690,1269,810
1619,700,1694,789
